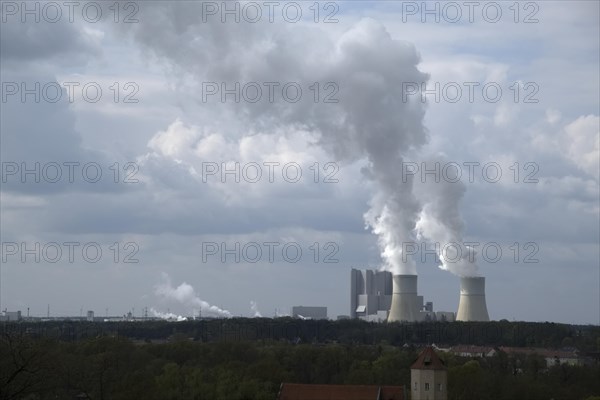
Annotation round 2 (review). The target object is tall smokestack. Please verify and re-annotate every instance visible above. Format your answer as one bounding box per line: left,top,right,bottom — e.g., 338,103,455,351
387,274,421,322
456,277,490,321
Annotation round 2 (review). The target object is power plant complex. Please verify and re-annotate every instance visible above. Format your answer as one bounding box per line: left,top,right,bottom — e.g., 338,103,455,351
351,269,490,322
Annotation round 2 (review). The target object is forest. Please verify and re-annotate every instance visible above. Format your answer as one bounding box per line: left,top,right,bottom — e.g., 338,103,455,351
2,319,599,400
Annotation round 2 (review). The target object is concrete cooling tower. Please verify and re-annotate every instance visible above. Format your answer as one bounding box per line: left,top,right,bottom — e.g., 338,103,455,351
387,274,421,322
456,276,490,321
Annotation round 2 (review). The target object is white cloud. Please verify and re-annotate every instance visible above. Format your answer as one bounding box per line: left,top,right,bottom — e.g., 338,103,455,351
563,115,600,179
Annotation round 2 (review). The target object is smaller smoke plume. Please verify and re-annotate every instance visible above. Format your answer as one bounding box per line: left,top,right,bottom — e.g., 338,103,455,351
414,158,480,277
250,301,262,318
150,308,187,322
275,309,290,318
155,273,232,318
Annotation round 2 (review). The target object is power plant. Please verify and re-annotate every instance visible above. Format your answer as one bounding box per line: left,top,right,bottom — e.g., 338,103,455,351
388,274,422,322
456,276,490,322
352,269,490,322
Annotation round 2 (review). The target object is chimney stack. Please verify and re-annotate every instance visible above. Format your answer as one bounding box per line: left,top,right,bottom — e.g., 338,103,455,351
387,274,421,322
456,276,490,321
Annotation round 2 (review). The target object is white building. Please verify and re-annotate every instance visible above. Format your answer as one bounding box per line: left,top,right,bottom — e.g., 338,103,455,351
0,310,22,321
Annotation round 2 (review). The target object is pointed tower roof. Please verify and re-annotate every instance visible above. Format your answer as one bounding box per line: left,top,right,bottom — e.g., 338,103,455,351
411,346,446,371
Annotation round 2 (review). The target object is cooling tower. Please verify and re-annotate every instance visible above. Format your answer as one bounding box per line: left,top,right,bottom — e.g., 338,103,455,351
387,274,420,322
456,276,490,321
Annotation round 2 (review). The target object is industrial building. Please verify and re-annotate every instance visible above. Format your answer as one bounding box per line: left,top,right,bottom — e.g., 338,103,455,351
352,269,456,322
456,277,490,322
387,274,455,322
388,274,422,322
292,306,327,320
0,310,22,322
350,268,393,321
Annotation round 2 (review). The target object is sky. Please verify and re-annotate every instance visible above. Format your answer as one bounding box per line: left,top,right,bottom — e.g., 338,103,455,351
0,1,598,324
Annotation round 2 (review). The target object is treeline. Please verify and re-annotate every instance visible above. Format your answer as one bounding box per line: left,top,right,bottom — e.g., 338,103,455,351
3,319,599,351
1,334,599,400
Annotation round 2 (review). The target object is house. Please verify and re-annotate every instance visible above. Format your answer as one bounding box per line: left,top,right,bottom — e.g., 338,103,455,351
411,346,447,400
499,347,582,366
277,347,453,400
450,345,496,358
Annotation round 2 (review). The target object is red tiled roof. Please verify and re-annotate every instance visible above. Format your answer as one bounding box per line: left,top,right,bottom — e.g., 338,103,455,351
411,346,446,370
380,386,404,400
277,383,404,400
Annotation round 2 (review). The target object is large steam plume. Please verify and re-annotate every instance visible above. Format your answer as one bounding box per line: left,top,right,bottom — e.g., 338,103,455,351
415,158,479,277
154,273,232,318
129,9,430,275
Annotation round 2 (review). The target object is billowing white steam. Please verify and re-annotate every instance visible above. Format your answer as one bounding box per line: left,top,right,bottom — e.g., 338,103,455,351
128,10,430,275
150,308,188,322
415,158,479,277
155,273,232,318
311,21,428,275
250,301,262,318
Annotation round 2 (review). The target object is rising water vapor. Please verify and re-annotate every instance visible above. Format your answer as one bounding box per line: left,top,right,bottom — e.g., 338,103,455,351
129,6,467,275
154,273,232,318
150,308,188,322
250,300,262,317
415,158,479,277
